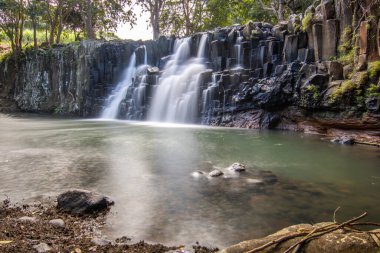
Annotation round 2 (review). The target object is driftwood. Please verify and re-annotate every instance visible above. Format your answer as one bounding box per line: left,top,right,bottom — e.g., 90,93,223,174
244,210,380,253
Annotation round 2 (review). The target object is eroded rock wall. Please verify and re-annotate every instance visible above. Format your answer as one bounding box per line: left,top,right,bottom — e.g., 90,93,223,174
0,39,173,116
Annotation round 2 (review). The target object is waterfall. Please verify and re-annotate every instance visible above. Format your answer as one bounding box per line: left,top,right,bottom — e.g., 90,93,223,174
143,45,148,65
197,33,208,58
101,52,137,119
201,74,219,124
235,36,243,67
148,34,208,123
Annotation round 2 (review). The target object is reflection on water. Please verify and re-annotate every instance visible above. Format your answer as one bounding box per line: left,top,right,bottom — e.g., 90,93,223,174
0,115,379,247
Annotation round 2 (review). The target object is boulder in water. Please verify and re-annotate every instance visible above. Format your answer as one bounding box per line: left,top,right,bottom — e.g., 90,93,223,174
57,189,114,215
331,136,355,145
209,169,224,177
228,163,246,172
256,170,278,184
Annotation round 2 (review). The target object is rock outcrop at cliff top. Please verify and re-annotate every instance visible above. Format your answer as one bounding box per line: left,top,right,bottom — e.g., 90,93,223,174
0,0,379,143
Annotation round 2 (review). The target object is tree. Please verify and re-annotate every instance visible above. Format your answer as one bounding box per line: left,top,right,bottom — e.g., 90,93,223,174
74,0,136,40
160,0,207,36
0,0,26,54
138,0,166,40
26,0,45,48
258,0,314,22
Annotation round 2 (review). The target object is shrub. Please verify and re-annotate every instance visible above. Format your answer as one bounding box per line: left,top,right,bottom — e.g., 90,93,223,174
338,48,355,66
368,61,380,80
306,84,320,101
329,80,357,102
366,84,380,98
302,12,313,32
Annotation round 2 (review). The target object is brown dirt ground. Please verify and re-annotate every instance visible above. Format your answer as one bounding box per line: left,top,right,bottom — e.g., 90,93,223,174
0,199,219,253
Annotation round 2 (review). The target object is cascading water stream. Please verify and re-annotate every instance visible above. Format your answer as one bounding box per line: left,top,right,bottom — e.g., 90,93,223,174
143,45,148,66
101,53,137,119
235,36,243,67
197,33,208,58
101,44,149,119
201,74,220,124
148,34,208,123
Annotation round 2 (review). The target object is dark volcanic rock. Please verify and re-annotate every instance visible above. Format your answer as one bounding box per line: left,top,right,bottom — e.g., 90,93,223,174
57,189,114,215
331,136,355,145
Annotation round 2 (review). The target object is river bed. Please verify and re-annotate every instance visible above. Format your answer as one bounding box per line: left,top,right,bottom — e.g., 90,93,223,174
0,115,379,248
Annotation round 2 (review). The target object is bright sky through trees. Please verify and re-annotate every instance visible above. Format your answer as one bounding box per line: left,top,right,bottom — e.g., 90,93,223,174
116,5,152,40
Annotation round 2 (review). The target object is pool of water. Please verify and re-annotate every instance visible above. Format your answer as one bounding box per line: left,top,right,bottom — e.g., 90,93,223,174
0,115,379,248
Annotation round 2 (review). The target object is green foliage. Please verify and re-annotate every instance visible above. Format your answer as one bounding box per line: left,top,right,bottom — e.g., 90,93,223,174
338,48,355,66
159,0,315,36
366,84,380,98
356,71,368,87
337,27,356,66
0,0,134,54
301,12,313,31
306,84,320,101
329,80,357,102
0,50,13,62
53,106,67,115
368,61,380,80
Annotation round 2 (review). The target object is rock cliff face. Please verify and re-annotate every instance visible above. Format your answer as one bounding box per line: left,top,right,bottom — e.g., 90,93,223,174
0,38,173,116
0,0,379,144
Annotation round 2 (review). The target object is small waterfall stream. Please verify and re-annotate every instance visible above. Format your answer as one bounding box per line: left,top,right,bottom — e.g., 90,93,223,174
101,53,137,119
101,45,149,119
148,34,208,123
235,36,243,67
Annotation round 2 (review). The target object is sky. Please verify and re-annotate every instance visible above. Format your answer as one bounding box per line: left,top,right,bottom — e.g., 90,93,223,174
116,5,153,41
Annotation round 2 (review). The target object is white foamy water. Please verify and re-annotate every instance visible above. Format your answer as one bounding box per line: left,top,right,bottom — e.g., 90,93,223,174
148,34,208,123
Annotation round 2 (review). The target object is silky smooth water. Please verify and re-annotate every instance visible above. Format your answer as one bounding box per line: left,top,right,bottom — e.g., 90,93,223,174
0,115,379,248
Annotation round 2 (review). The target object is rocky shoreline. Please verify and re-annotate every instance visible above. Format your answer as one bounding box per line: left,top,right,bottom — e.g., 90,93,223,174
0,191,218,253
210,108,380,146
2,189,380,253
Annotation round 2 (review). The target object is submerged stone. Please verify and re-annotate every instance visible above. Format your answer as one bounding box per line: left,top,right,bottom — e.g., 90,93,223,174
209,169,224,177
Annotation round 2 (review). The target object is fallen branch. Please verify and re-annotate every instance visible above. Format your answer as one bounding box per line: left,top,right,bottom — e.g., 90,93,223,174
283,212,367,253
244,223,336,253
244,212,369,253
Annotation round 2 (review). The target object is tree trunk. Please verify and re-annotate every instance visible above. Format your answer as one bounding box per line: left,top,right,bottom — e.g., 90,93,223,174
49,13,58,45
32,20,38,49
182,0,191,36
56,9,63,44
278,0,285,21
152,2,160,40
84,0,96,39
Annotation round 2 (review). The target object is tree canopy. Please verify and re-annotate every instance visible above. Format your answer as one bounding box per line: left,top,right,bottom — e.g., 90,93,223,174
0,0,314,55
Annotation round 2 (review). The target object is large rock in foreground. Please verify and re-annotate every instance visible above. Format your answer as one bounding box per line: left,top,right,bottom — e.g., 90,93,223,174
57,189,114,215
219,223,380,253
